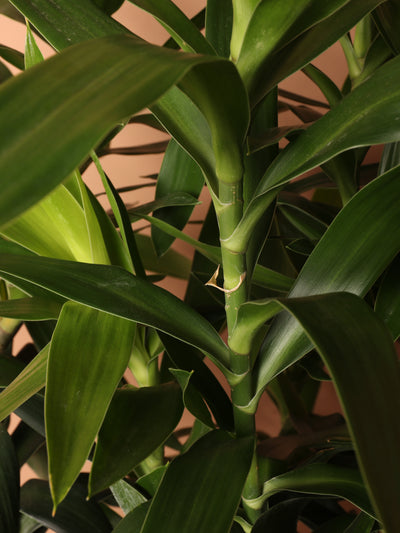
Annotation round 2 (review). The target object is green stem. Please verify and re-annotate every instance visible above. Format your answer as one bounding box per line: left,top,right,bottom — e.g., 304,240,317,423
216,179,261,521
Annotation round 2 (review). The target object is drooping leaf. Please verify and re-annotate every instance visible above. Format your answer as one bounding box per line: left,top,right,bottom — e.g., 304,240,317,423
245,292,400,532
46,302,135,508
89,383,183,495
0,424,19,533
20,479,112,533
140,431,254,533
128,0,214,54
243,0,385,106
246,463,375,518
0,255,230,369
254,166,400,393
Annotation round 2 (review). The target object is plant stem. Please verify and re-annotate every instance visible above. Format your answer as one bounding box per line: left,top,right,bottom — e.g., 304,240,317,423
216,179,261,521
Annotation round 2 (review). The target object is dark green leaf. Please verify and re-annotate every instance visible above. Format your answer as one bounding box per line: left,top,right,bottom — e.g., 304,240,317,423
0,255,230,369
375,254,400,340
0,424,19,533
169,369,214,428
92,0,125,16
46,302,135,507
152,140,204,255
89,383,183,495
128,0,214,54
247,463,374,518
140,431,254,533
255,167,400,392
20,479,112,533
205,0,233,58
0,297,61,321
135,234,191,279
0,45,24,71
252,497,309,533
343,512,375,533
373,1,400,54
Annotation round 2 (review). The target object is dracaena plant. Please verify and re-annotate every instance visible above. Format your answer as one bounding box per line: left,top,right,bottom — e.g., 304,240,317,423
1,0,400,531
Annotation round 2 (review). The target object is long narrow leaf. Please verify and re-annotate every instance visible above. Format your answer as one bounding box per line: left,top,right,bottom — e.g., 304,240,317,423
0,255,230,369
0,425,19,533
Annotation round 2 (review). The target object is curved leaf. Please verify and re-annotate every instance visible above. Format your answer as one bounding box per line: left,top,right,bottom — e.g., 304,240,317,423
89,383,183,495
140,431,254,533
255,167,400,393
0,255,230,368
375,254,400,340
46,302,135,508
246,463,375,518
113,501,150,533
128,0,214,54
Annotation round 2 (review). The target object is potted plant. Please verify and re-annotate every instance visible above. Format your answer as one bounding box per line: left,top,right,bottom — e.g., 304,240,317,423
0,0,399,531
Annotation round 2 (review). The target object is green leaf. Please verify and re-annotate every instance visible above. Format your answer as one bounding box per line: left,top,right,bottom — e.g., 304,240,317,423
20,479,112,533
89,383,183,495
256,293,400,532
152,140,204,256
251,497,309,533
243,0,385,106
135,234,191,279
10,0,128,51
110,479,147,515
169,369,214,428
19,513,45,533
246,463,375,518
0,346,48,423
0,45,24,71
0,30,234,228
46,302,135,508
255,167,400,392
140,431,254,533
343,512,375,533
128,0,214,54
25,20,44,69
1,184,92,262
233,53,400,249
373,1,400,54
0,255,230,369
92,0,125,16
205,0,233,58
375,255,400,340
0,297,61,321
113,501,151,533
0,424,19,533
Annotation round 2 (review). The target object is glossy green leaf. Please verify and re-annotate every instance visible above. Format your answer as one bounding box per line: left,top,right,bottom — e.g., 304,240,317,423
0,424,19,533
128,0,214,54
113,501,151,533
0,255,230,368
246,463,375,518
255,167,400,392
20,479,112,533
169,369,214,428
243,0,385,106
110,479,147,515
152,140,204,256
373,1,400,54
234,54,400,249
46,302,135,507
140,431,254,533
1,184,92,262
89,383,183,495
205,0,233,58
10,0,128,51
0,30,237,228
25,20,44,69
0,345,48,423
257,293,400,532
